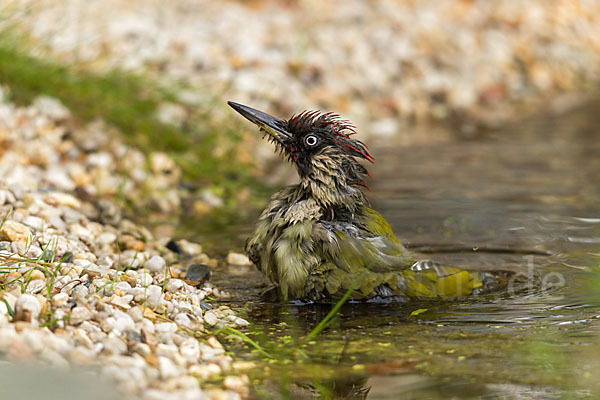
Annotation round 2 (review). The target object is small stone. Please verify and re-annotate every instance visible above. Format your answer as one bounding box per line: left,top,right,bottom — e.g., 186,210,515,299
130,342,151,357
110,294,133,309
136,272,153,287
24,279,45,294
141,326,159,347
127,306,143,322
115,281,132,293
70,306,93,324
51,292,69,307
0,301,9,326
158,356,182,380
145,255,166,273
224,375,249,396
226,252,251,266
165,239,183,254
45,168,76,191
14,294,41,323
200,189,223,208
203,311,218,327
72,328,94,348
70,284,90,300
82,265,111,279
173,313,202,331
189,363,221,379
207,336,224,350
232,361,256,371
69,224,94,244
22,215,45,231
165,279,184,293
97,232,117,245
145,285,163,309
103,333,127,355
66,347,95,365
154,322,178,334
177,240,202,256
2,292,17,313
184,264,210,287
30,269,45,280
179,338,200,362
0,221,32,243
118,234,145,252
155,343,180,361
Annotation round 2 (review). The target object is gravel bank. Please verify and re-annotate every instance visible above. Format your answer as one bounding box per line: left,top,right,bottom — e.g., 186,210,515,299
7,0,600,131
0,91,251,399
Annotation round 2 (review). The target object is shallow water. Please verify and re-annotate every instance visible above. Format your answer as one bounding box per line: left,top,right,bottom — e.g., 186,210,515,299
187,98,600,399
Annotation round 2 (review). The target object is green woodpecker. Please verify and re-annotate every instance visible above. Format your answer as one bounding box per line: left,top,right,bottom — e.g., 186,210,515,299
229,101,483,302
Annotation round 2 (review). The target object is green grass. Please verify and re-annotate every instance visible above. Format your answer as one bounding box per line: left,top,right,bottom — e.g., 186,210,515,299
0,28,265,204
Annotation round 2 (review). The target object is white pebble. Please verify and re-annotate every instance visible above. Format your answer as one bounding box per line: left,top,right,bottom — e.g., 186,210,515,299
226,252,251,266
97,232,117,245
145,285,163,309
22,215,45,231
127,306,143,322
203,311,218,327
145,255,166,273
155,322,178,334
179,338,200,362
158,356,182,379
14,294,41,322
165,279,184,293
70,306,93,324
137,273,153,287
51,292,69,307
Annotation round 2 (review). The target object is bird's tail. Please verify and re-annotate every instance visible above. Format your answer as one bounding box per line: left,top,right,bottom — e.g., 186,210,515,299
398,260,484,298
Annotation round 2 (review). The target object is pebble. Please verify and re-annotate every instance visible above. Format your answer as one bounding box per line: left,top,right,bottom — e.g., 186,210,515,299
224,375,249,396
52,292,69,308
97,232,117,245
184,264,210,286
136,272,153,287
0,221,31,243
165,279,184,293
30,269,45,280
13,294,41,323
131,342,151,357
22,215,45,231
146,255,166,273
158,356,183,380
173,313,202,331
70,306,94,324
177,240,202,257
203,312,219,327
103,333,127,355
179,338,200,362
226,252,251,266
145,285,164,309
0,302,9,326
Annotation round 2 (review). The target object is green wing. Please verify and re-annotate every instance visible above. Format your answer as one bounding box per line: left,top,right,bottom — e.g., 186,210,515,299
313,206,483,300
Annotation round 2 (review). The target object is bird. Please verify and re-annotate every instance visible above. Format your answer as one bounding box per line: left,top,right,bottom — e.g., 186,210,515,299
228,101,485,302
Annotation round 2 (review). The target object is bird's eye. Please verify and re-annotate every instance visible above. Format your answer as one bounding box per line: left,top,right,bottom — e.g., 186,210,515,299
304,135,319,146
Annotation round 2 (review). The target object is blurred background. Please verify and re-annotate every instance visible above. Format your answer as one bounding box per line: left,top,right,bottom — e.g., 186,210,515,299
1,1,600,399
6,0,600,123
3,0,598,228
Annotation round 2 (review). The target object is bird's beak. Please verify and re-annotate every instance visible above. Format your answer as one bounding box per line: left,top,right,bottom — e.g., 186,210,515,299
228,101,291,145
